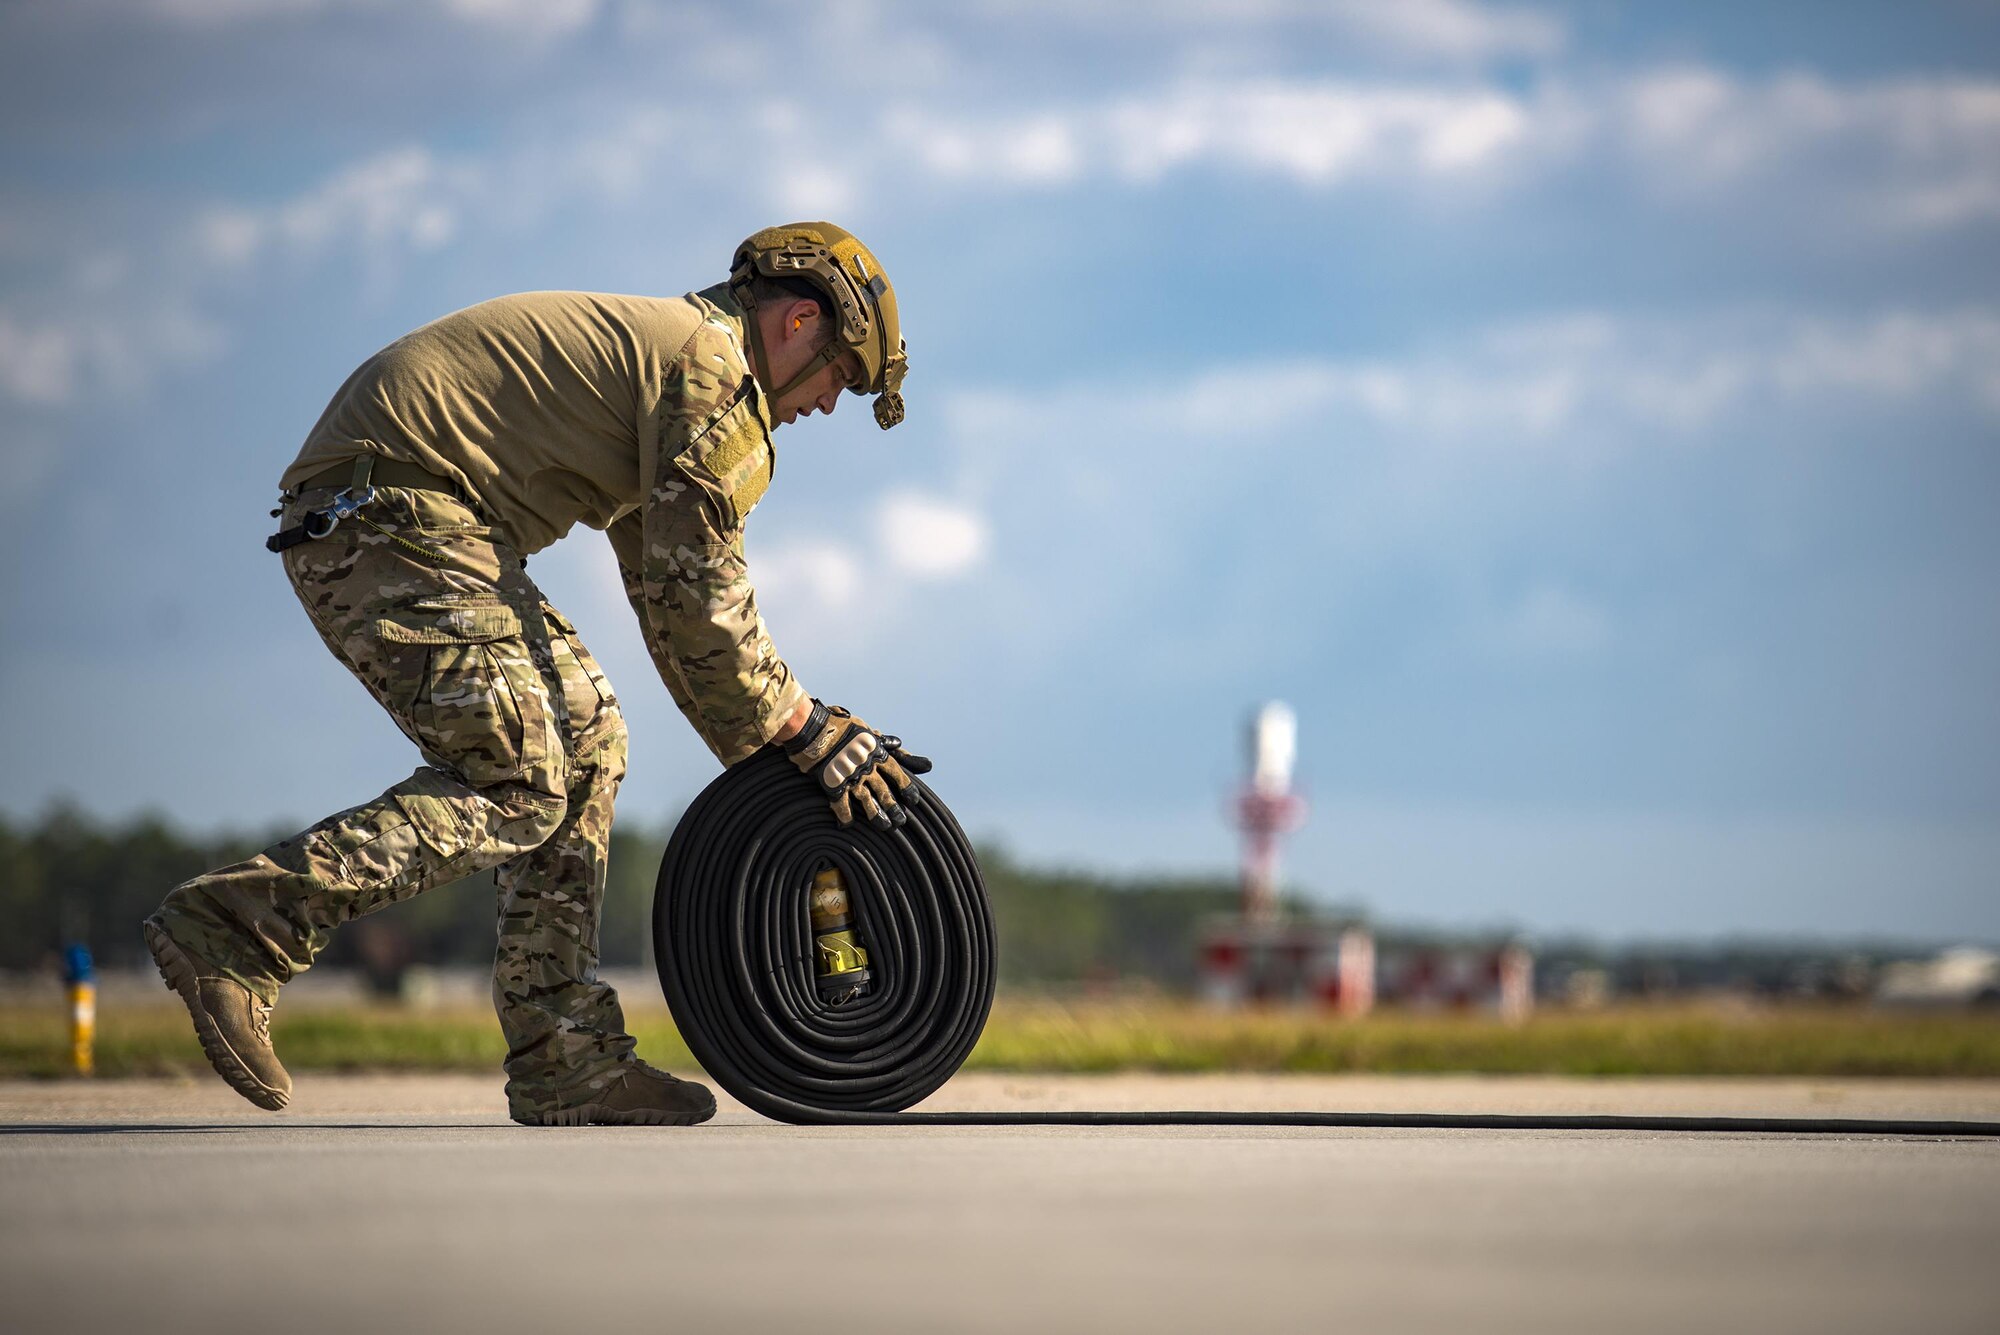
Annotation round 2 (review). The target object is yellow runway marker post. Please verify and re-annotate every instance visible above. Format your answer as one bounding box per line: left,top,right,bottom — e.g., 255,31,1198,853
63,944,95,1077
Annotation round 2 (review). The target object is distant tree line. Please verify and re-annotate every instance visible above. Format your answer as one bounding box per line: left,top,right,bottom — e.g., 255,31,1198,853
0,803,1249,991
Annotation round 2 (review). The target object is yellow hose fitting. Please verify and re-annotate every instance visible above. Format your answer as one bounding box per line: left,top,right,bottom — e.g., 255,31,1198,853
809,867,872,1002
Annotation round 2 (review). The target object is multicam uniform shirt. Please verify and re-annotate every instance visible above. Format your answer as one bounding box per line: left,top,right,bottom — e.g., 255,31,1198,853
280,284,806,765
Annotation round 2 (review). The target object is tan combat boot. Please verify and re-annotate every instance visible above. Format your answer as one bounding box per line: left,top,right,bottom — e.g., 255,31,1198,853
142,916,292,1111
518,1060,717,1128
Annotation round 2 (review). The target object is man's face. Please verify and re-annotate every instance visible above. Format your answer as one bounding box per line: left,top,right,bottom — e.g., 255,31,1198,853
762,298,864,428
773,347,863,428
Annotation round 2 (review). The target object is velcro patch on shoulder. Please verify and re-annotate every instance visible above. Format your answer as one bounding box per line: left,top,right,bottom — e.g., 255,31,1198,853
703,434,771,520
701,422,758,482
731,445,772,517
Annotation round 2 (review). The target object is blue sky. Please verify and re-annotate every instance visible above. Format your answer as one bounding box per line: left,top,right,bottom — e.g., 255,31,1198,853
2,0,1996,942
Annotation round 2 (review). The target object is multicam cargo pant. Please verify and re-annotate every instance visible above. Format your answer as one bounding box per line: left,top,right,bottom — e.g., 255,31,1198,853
154,483,638,1118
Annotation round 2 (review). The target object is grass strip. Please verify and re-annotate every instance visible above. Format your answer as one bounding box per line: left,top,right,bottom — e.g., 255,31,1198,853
5,999,2000,1081
964,999,2000,1077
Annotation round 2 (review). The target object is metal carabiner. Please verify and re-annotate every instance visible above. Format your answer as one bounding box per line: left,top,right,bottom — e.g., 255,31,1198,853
303,485,376,539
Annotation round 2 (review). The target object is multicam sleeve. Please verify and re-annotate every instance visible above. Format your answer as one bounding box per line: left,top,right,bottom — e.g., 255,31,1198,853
608,514,708,743
626,325,807,765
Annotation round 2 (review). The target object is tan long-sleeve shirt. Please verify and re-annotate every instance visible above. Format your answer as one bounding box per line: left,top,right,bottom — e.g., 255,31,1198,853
282,286,805,764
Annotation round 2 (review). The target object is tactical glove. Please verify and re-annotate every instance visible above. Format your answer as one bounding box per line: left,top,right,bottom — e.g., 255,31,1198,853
781,700,932,831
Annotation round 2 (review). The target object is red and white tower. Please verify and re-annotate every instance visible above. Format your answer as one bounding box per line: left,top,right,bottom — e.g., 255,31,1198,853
1235,702,1306,924
1201,703,1371,1012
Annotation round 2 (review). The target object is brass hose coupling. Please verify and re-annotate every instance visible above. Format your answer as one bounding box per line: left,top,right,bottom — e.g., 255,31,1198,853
809,866,872,1004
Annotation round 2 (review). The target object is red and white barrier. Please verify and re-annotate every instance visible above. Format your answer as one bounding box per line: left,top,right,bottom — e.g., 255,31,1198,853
1199,919,1375,1015
1376,944,1534,1021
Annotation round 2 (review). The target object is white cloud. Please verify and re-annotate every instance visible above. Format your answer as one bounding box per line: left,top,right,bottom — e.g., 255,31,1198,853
968,0,1564,64
41,8,2000,233
741,537,881,668
1004,118,1088,182
195,209,264,269
133,0,600,36
880,64,2000,224
558,108,677,200
1611,68,2000,228
0,141,483,409
1328,0,1563,63
1112,83,1530,184
767,161,862,218
890,81,1534,189
0,306,225,408
1147,308,2000,447
437,0,598,38
188,112,702,283
59,58,2000,392
917,302,2000,672
1769,311,2000,407
876,492,989,580
909,113,1085,185
0,316,81,405
12,39,1998,425
105,0,1562,66
138,0,344,20
942,306,2000,535
201,146,464,269
731,495,988,664
755,540,865,612
11,113,702,406
910,304,2000,749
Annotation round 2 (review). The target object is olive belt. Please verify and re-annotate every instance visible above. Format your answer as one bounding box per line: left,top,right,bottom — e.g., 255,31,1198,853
295,457,464,496
266,455,468,562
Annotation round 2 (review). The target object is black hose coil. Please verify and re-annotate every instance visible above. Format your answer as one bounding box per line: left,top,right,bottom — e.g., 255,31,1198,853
653,748,995,1124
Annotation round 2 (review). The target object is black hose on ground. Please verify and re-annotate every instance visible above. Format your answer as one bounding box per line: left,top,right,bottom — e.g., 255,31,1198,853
654,749,995,1124
654,754,2000,1138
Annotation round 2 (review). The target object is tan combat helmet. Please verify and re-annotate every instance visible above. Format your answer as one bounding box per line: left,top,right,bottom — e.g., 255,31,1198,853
729,222,909,429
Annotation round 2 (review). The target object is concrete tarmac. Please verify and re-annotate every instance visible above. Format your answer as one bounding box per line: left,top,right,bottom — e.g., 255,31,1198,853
5,1074,1999,1335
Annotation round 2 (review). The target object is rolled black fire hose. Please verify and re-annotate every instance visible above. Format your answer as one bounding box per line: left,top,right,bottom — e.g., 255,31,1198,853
655,753,2000,1138
654,748,995,1123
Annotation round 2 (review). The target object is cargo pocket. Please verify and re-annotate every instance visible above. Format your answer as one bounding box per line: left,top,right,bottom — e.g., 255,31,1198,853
311,767,474,915
541,602,617,712
375,596,549,789
390,767,475,859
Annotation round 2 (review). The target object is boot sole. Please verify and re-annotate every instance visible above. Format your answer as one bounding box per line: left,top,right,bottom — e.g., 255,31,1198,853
519,1100,716,1128
142,917,290,1112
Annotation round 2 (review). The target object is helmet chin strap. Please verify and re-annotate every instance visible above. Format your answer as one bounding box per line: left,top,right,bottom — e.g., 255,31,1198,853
734,281,841,411
771,342,842,405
